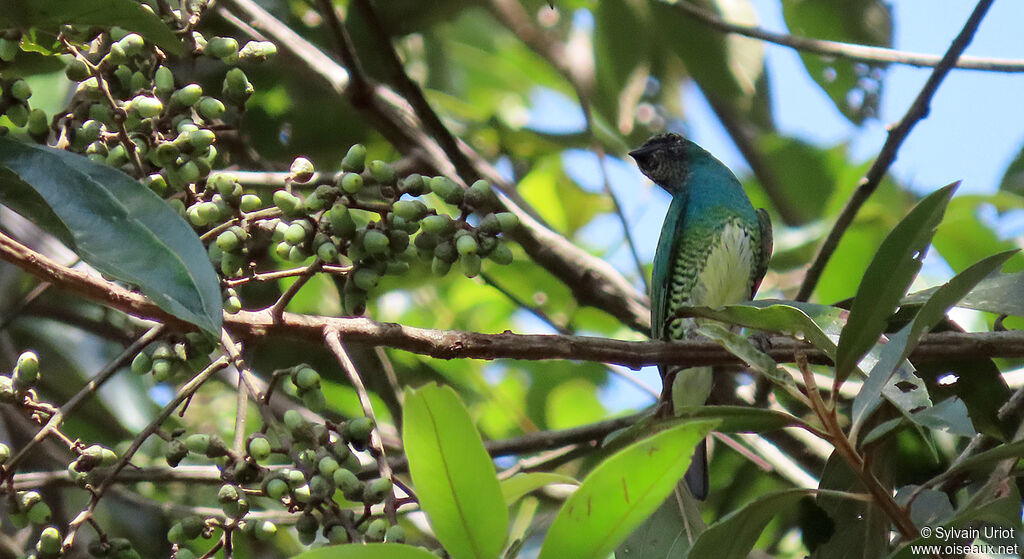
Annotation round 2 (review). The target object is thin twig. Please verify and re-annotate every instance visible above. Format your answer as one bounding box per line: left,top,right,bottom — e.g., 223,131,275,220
797,0,996,301
2,325,165,476
325,329,399,523
670,0,1024,73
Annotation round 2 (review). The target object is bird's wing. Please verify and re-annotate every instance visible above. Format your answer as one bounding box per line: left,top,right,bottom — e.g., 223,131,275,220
751,208,773,297
651,196,688,341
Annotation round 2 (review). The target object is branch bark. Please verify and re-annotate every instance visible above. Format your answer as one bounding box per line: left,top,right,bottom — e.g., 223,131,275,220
5,230,1024,369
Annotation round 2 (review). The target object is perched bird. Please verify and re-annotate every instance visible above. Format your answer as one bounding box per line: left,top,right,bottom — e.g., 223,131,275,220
629,133,772,499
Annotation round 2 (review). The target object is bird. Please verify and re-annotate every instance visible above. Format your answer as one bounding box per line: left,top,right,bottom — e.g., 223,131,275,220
629,133,772,500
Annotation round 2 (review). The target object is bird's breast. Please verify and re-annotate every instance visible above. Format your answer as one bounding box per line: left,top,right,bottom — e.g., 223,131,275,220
666,218,757,339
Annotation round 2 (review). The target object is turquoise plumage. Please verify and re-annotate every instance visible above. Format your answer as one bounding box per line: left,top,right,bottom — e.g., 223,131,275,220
630,133,772,499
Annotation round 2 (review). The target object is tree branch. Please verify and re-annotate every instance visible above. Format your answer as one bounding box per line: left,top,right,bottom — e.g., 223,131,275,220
670,0,1024,73
5,229,1024,370
796,0,995,301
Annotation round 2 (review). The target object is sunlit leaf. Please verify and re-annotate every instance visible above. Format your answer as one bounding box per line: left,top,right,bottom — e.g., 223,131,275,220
500,473,578,506
835,183,957,382
0,137,221,335
402,384,508,559
537,419,717,559
686,489,813,558
291,543,440,559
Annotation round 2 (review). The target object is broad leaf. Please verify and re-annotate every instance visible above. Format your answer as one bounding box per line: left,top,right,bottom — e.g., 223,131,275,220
538,419,717,559
500,473,578,506
0,0,183,55
291,543,440,559
402,384,508,559
686,489,813,558
782,0,892,124
672,405,807,433
904,270,1024,318
695,322,794,389
851,250,1015,430
813,451,889,558
0,137,221,335
679,301,840,356
836,183,957,383
616,494,691,558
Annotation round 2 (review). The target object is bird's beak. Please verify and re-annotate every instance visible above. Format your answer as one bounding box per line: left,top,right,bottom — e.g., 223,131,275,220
627,146,648,160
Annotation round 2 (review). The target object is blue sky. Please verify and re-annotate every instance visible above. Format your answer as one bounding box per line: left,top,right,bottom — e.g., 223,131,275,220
524,2,1024,411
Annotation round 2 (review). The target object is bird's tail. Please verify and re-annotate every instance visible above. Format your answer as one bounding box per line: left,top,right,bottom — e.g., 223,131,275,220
684,438,709,500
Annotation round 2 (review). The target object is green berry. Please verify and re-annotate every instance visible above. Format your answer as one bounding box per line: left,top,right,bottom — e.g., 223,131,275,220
13,351,38,388
197,96,225,120
290,157,315,183
239,194,262,212
434,241,457,264
180,515,205,540
224,293,242,314
170,83,203,107
432,256,452,276
286,243,305,260
188,129,216,152
400,173,425,195
248,436,271,461
65,58,90,81
36,526,61,555
0,443,9,465
223,68,253,103
239,40,277,62
496,212,519,232
10,79,31,101
283,409,305,432
328,203,356,238
489,242,514,265
333,468,361,497
386,524,406,543
340,172,363,194
466,179,495,208
116,33,145,56
342,144,366,173
27,108,48,137
352,268,380,291
456,234,478,255
369,160,396,185
421,214,455,236
363,229,390,255
27,501,51,524
216,230,241,252
273,190,301,215
345,417,373,444
317,240,338,262
251,519,277,540
206,37,239,59
154,65,174,96
393,199,428,221
265,477,288,499
479,213,501,235
294,366,320,389
363,477,393,504
461,253,482,277
389,229,410,252
343,286,367,316
184,433,210,454
365,518,387,542
5,103,27,127
317,455,339,478
0,38,16,62
284,222,309,245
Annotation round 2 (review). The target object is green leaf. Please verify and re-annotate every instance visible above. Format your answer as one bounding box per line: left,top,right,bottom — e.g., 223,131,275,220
782,0,892,124
851,250,1015,430
0,137,222,335
999,142,1024,195
685,489,813,558
616,495,692,558
695,322,794,389
942,439,1024,479
904,270,1024,317
680,300,841,356
813,451,889,558
835,183,958,383
290,543,441,559
672,405,806,433
537,419,717,559
402,383,508,559
653,0,765,120
0,0,183,55
500,473,578,506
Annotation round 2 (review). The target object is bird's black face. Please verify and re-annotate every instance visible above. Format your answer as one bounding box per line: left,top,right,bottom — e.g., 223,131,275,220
628,133,689,190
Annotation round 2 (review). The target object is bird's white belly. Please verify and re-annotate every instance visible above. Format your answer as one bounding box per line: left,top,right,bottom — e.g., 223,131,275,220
690,221,755,308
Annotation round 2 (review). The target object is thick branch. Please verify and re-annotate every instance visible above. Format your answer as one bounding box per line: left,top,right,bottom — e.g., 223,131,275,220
797,0,995,301
5,229,1024,369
